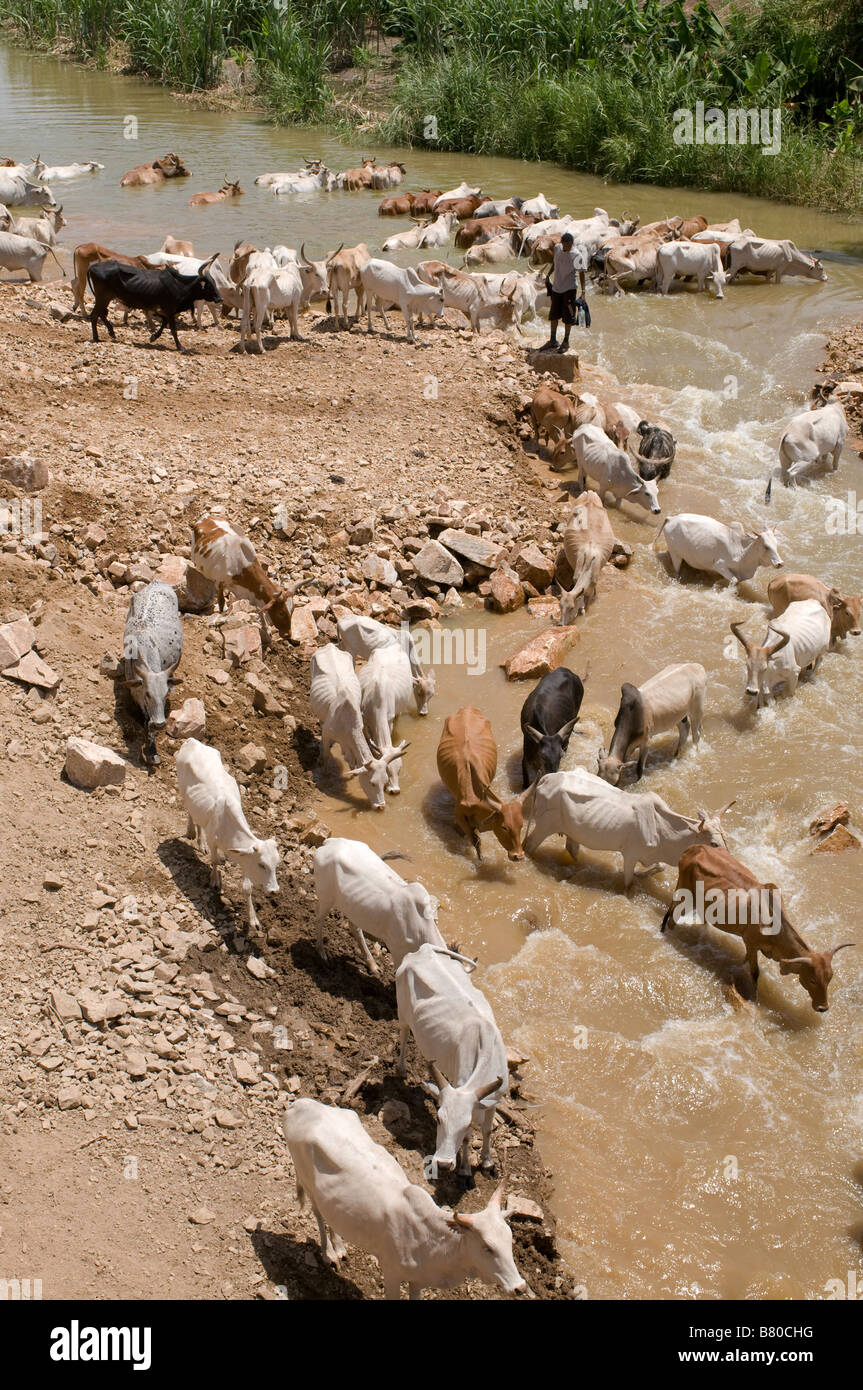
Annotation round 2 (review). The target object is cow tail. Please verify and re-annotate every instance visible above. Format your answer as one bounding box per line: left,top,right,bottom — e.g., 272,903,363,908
40,242,66,277
651,516,669,551
430,946,478,973
764,470,776,503
521,771,544,846
381,849,412,863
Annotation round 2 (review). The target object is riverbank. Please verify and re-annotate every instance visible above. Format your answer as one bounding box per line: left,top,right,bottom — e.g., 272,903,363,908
0,280,585,1300
2,0,863,215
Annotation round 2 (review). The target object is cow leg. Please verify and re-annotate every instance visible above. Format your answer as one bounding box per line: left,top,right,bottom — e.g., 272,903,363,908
675,717,690,756
246,888,259,934
217,584,226,613
407,1283,422,1301
565,837,580,863
396,1023,410,1077
208,845,222,894
660,900,677,933
713,560,738,585
353,927,381,978
622,856,637,891
315,907,329,962
479,1107,496,1170
635,740,648,778
167,317,187,353
470,827,484,861
831,442,842,472
311,1205,340,1265
184,814,197,841
745,942,760,994
149,317,166,342
404,307,415,344
457,1136,472,1181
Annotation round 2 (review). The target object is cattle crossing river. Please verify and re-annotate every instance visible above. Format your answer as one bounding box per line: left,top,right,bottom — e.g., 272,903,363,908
4,40,863,1299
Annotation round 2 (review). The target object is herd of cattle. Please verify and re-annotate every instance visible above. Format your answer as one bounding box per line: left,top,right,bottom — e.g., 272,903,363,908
2,149,856,1298
0,150,829,357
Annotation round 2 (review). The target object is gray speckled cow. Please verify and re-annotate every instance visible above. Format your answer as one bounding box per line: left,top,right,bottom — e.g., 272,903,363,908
120,579,183,765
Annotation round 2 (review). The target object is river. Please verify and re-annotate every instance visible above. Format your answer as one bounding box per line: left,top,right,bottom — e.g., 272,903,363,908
3,41,863,1301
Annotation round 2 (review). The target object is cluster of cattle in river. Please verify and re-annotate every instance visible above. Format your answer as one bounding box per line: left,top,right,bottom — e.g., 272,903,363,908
0,148,858,1299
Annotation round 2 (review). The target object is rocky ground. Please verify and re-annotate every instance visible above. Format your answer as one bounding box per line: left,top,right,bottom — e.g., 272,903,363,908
0,280,586,1301
815,319,863,445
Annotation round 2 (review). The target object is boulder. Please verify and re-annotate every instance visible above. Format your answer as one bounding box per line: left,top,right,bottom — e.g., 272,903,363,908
290,605,318,645
412,539,464,589
362,553,398,587
223,623,261,665
527,349,579,382
2,650,60,690
237,742,267,774
65,737,126,789
502,626,578,680
812,824,860,854
155,554,188,588
513,543,554,592
178,565,217,613
489,566,525,614
0,617,35,669
437,528,503,571
0,455,51,491
165,698,206,740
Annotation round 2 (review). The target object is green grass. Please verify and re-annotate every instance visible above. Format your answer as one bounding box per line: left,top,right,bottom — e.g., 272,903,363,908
1,0,861,211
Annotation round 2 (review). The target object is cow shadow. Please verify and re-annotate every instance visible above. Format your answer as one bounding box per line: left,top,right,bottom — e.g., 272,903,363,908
251,1228,366,1300
288,933,397,1018
156,833,238,933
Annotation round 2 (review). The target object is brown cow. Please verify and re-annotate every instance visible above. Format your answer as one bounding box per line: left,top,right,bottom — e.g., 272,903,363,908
160,235,194,257
768,572,861,646
378,193,417,216
189,178,243,207
326,242,370,330
229,241,259,285
662,844,854,1012
434,194,485,220
340,158,377,191
437,706,529,862
410,190,443,216
190,515,298,645
529,383,576,450
455,214,525,250
528,233,559,268
67,243,156,315
120,153,190,187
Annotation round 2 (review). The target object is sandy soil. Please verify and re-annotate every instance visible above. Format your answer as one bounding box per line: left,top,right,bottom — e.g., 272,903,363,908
0,279,578,1301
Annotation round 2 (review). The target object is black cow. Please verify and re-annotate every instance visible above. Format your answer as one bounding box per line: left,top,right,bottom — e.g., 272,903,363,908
87,256,220,351
630,420,676,481
520,667,584,788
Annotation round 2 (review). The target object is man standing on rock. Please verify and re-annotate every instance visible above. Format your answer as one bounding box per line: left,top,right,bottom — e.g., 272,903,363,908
541,231,588,353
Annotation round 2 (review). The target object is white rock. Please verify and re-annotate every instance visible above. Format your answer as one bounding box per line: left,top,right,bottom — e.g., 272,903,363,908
65,737,126,789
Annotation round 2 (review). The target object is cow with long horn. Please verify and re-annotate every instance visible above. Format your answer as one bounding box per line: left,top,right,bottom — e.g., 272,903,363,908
662,845,853,1012
730,599,831,707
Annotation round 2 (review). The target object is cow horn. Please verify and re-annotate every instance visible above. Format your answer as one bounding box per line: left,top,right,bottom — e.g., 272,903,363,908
765,627,791,658
730,620,752,654
780,955,811,968
526,724,544,742
714,798,737,818
325,242,344,266
490,1181,505,1208
826,943,856,960
476,1075,503,1102
429,1061,446,1091
199,252,219,271
385,740,410,764
299,241,313,266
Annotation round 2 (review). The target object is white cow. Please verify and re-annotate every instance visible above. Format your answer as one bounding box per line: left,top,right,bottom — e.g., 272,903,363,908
765,401,847,499
383,213,457,252
655,241,726,298
283,1098,526,1299
0,230,60,282
730,599,831,707
463,232,519,266
521,193,559,219
141,252,236,325
562,423,661,514
396,943,509,1176
0,174,56,209
360,645,434,792
37,160,103,181
314,837,445,972
472,269,544,321
726,236,827,284
270,166,335,195
433,183,481,208
255,163,324,187
175,738,280,931
4,204,66,245
524,768,731,889
310,643,407,810
240,254,328,352
336,613,425,681
597,663,708,785
655,513,783,584
359,258,444,344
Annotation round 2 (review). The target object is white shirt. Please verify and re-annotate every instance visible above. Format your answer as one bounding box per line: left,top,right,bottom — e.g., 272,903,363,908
551,243,586,294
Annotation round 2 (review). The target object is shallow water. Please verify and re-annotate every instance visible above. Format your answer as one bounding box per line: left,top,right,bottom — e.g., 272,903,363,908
4,41,863,1300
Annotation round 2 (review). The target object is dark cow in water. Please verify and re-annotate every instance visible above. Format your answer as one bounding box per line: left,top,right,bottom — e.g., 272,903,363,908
519,668,584,788
630,421,677,481
87,256,220,351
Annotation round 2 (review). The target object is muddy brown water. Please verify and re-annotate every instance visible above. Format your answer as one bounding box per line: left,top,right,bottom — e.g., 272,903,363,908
4,43,863,1299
